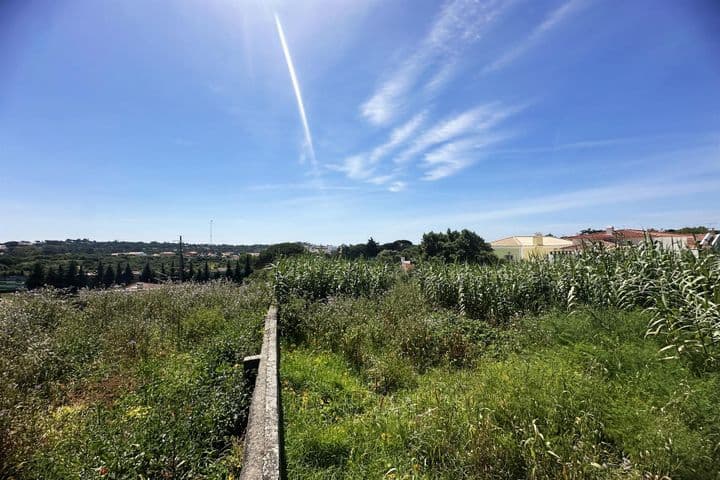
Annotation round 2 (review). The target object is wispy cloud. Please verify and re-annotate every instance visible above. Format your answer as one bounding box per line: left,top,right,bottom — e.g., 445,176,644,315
394,103,522,165
360,0,509,125
388,181,407,192
421,134,508,180
274,13,317,170
483,0,585,73
331,112,427,183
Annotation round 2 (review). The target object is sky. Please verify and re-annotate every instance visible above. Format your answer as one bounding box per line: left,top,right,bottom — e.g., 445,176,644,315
1,0,719,245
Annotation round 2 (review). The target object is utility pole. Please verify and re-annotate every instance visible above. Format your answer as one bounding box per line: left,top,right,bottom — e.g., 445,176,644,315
178,235,185,282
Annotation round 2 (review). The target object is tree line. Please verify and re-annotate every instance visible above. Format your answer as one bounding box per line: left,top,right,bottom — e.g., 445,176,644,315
25,255,254,290
336,229,495,265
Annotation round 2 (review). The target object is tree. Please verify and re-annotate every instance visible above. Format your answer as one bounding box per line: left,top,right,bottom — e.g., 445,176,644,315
170,261,176,281
139,262,155,283
123,264,134,284
103,265,115,287
366,237,379,258
338,243,366,260
56,264,66,288
187,262,194,282
233,259,243,283
77,265,88,288
420,229,494,265
377,249,401,265
192,263,203,282
381,240,413,252
66,260,78,287
46,267,58,288
256,243,306,268
202,261,210,282
95,261,104,288
25,262,45,290
225,261,233,280
115,262,124,285
244,254,253,278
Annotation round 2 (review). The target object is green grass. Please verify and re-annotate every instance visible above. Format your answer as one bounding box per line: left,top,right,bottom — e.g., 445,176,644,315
1,280,271,479
281,283,720,479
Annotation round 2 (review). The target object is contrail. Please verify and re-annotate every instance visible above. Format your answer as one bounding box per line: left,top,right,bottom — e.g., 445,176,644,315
274,13,317,170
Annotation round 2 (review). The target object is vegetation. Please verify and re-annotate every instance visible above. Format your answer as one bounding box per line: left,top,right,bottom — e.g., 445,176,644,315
420,229,495,264
276,244,720,478
0,280,270,479
0,238,272,293
282,300,720,479
4,235,719,478
256,242,307,268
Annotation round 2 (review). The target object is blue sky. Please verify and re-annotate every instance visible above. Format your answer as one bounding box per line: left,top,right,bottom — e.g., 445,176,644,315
1,0,719,245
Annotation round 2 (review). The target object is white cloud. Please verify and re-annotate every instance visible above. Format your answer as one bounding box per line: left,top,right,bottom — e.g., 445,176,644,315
367,174,394,185
483,0,585,73
369,112,427,162
360,0,509,125
333,112,428,183
421,134,509,180
394,103,521,165
388,181,407,192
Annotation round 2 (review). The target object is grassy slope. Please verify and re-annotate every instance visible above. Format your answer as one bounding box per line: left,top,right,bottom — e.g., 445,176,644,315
281,284,720,479
1,281,270,479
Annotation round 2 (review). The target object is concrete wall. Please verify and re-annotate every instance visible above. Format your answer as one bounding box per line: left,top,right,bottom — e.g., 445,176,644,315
240,306,283,480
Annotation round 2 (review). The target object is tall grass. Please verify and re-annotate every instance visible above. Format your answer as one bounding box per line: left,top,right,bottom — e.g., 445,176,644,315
273,255,397,304
281,288,720,479
0,280,270,479
417,244,719,366
273,245,719,366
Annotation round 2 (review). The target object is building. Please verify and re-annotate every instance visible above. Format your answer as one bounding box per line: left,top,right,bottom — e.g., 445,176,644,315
400,257,414,272
564,227,696,251
491,234,573,261
698,232,720,251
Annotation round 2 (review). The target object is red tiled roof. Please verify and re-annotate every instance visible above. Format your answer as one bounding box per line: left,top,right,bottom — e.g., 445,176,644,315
563,229,696,246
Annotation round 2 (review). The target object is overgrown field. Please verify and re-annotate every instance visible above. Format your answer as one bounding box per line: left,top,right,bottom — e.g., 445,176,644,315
276,247,720,479
0,281,270,479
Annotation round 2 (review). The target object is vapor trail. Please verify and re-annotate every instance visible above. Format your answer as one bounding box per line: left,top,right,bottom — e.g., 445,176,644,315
274,13,317,169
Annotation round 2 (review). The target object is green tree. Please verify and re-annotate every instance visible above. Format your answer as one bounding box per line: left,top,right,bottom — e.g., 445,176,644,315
225,261,233,280
376,249,401,265
46,267,58,288
25,262,45,290
56,264,66,288
256,243,306,268
420,229,494,264
366,237,379,258
115,262,124,285
103,265,115,287
123,264,134,284
66,260,78,287
233,259,243,283
95,261,104,288
139,262,155,283
202,261,210,282
244,254,253,277
77,265,88,288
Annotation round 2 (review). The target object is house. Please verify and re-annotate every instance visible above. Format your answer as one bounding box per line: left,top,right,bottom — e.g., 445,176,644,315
698,232,720,250
491,234,573,261
400,257,414,272
564,227,695,251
